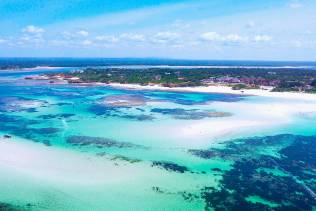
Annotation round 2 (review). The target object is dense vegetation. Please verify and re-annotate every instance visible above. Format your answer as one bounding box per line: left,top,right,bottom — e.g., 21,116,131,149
64,67,316,92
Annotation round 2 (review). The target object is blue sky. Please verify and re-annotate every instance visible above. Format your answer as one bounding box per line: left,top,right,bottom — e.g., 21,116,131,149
0,0,315,60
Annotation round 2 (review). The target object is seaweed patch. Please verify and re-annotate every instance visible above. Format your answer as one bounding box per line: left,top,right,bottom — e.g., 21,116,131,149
189,134,316,210
151,161,189,173
110,155,141,163
30,127,61,135
0,96,48,112
119,114,155,121
67,135,145,149
0,202,23,211
151,108,231,120
99,94,150,107
37,113,75,119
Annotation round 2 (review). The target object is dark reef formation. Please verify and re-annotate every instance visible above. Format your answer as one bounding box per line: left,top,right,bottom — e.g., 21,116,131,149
151,108,232,120
0,96,48,113
100,94,150,107
67,135,144,149
151,161,189,173
117,114,155,121
189,134,316,210
37,113,75,119
0,202,22,211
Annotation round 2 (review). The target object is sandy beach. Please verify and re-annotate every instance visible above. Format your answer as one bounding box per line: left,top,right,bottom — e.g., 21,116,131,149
108,83,316,101
22,66,65,71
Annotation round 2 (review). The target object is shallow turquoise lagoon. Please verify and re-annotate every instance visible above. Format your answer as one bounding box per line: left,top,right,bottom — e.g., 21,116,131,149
0,68,315,210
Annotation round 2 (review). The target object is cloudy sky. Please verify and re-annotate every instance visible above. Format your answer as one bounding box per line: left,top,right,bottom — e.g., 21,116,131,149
0,0,315,60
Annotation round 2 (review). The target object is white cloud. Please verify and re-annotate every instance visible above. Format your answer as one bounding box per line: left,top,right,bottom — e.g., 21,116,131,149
151,32,180,44
200,32,222,41
288,2,303,8
246,21,256,29
82,39,93,46
22,25,45,34
63,30,90,40
0,39,7,44
63,31,75,40
77,30,89,37
20,36,31,42
120,33,145,42
225,34,246,42
19,35,45,45
49,40,70,47
254,35,272,42
95,35,120,43
201,32,272,44
20,26,45,46
201,32,247,43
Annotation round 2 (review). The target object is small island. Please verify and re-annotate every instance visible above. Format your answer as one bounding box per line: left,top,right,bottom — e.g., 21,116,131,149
33,67,316,93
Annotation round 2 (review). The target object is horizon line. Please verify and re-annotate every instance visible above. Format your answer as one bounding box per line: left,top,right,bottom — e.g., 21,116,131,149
0,57,316,63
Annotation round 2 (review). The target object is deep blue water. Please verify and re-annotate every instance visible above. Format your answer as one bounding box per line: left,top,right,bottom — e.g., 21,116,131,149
1,58,316,69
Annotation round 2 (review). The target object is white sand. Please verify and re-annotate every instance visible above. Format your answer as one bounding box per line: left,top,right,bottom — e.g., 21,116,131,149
162,103,309,146
108,83,316,101
22,66,64,71
95,82,316,148
0,137,137,185
176,100,316,142
102,83,316,147
0,137,211,210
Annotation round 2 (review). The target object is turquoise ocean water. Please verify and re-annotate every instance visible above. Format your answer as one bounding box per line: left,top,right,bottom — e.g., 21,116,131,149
0,67,315,210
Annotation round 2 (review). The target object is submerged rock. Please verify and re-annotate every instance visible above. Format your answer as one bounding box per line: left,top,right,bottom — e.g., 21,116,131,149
67,135,143,149
151,108,232,120
188,149,223,159
42,140,52,146
207,111,232,118
37,113,75,119
0,114,41,140
151,161,189,173
110,155,141,163
100,94,149,107
31,127,61,135
152,186,165,194
120,114,155,121
0,202,22,211
0,96,48,112
211,167,222,172
3,134,12,139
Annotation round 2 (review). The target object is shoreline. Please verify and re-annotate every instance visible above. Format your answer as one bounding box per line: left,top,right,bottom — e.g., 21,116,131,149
0,66,68,72
21,66,65,70
106,83,316,101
